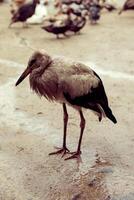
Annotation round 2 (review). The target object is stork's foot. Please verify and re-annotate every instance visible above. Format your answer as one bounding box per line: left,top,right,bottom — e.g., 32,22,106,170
49,146,70,157
65,151,81,160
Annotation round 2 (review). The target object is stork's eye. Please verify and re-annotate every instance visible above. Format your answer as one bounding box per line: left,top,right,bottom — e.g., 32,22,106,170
29,59,36,67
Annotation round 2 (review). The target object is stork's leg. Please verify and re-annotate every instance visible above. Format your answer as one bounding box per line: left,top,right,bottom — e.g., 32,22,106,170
65,110,85,160
77,110,86,153
49,103,70,157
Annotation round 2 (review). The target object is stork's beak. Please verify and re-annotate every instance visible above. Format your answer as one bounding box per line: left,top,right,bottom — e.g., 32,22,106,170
15,67,31,86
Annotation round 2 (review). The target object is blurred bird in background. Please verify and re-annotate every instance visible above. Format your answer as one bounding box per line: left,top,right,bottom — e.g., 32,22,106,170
10,0,26,14
119,0,134,14
9,0,39,27
41,11,71,38
88,0,101,24
67,8,86,34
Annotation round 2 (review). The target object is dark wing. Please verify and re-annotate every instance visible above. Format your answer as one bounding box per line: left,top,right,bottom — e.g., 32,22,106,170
18,2,34,19
124,0,134,9
62,70,117,124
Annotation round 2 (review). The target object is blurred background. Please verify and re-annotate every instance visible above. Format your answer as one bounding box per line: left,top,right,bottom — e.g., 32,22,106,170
0,0,134,200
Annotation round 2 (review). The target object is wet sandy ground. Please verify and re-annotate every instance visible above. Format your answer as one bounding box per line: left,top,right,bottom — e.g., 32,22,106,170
0,4,134,200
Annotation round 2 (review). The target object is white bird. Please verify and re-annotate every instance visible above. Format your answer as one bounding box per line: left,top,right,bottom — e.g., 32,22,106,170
15,50,117,160
27,0,47,24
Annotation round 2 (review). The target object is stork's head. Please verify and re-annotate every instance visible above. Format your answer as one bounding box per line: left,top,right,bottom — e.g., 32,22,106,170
15,50,52,86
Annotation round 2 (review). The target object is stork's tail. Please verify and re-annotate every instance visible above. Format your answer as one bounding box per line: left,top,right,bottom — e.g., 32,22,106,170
102,105,117,124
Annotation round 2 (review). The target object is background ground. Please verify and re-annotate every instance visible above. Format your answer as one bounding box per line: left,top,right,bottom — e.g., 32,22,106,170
0,4,134,200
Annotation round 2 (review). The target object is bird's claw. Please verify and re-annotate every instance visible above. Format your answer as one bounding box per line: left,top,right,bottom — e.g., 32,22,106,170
49,146,70,157
61,148,70,158
65,151,82,160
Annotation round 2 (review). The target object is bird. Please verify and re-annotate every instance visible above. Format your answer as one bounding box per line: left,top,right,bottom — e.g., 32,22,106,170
72,0,83,5
63,6,82,17
10,0,27,15
41,16,71,39
89,2,101,24
62,7,86,34
9,0,39,27
26,1,47,24
15,50,117,160
68,12,86,34
119,0,134,14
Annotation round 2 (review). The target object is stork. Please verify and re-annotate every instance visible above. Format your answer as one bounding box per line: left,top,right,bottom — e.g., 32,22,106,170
15,50,117,160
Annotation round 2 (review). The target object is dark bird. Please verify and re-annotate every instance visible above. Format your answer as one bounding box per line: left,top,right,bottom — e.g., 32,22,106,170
9,0,39,27
41,17,71,39
62,5,82,17
15,50,117,160
62,0,73,5
62,8,86,34
69,15,86,34
72,0,83,5
119,0,134,14
89,1,101,24
62,0,82,5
